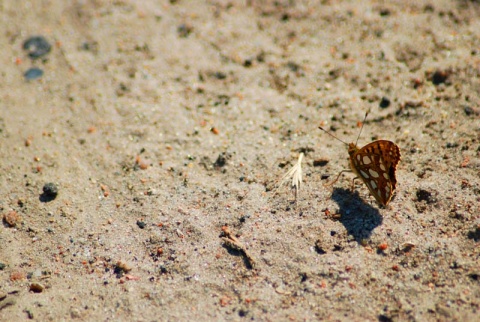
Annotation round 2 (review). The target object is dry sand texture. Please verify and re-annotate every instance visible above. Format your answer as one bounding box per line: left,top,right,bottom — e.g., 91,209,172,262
1,1,480,321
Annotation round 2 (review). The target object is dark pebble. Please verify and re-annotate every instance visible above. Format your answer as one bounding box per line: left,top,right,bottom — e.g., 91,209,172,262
379,8,391,16
467,226,480,241
159,265,168,274
43,183,58,198
23,36,51,59
468,273,479,281
213,71,227,80
238,308,248,317
177,24,193,38
239,214,251,223
24,68,44,80
464,106,479,116
29,283,45,293
313,159,329,167
214,152,229,168
431,70,449,85
464,106,473,116
287,61,301,72
416,189,437,204
256,51,265,63
446,142,459,148
379,96,391,108
137,221,146,229
0,263,5,270
114,261,132,274
315,240,327,255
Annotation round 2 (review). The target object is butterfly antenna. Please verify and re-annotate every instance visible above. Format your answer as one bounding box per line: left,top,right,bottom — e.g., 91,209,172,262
355,110,370,146
318,125,349,146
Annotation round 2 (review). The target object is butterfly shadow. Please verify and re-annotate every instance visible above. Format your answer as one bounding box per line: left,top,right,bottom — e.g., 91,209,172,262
331,187,383,243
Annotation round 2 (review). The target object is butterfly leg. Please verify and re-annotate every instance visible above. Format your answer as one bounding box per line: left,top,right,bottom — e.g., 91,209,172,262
324,170,352,187
351,177,358,191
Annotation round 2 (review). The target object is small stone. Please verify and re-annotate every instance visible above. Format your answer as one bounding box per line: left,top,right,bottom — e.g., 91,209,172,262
315,239,327,255
23,36,51,59
25,309,34,319
313,159,329,167
0,263,6,270
24,68,44,80
177,23,193,38
136,221,146,229
3,211,20,227
32,269,43,278
464,106,473,116
379,96,391,108
115,261,132,274
70,308,81,319
146,188,157,196
40,183,58,202
468,273,479,281
430,69,450,85
212,71,226,80
464,106,479,116
29,283,45,293
43,183,58,197
446,142,459,148
214,152,230,168
416,188,437,204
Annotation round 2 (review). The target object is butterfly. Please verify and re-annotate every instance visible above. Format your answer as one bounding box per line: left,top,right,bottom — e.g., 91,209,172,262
319,112,401,206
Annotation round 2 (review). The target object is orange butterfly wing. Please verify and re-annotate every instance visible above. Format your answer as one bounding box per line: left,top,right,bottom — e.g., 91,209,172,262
348,140,400,206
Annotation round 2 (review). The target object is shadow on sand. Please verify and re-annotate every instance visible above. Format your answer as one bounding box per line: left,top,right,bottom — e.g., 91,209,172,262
331,187,383,243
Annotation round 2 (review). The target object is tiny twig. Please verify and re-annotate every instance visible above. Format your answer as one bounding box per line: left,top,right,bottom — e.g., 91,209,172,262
221,226,256,269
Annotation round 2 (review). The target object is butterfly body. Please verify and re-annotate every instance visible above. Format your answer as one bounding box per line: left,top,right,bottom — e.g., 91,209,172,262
348,140,401,206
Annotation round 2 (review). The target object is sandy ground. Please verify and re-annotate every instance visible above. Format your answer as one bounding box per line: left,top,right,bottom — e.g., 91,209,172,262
1,0,480,321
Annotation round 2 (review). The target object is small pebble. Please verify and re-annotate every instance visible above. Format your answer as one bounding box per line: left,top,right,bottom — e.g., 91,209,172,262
23,36,51,59
0,263,6,270
29,282,45,293
24,68,44,80
431,69,450,85
136,221,146,229
313,159,329,167
3,211,19,227
115,261,132,274
214,152,229,167
379,96,391,108
177,23,193,38
43,183,58,198
464,106,473,116
25,309,34,319
213,71,226,80
315,239,327,255
70,308,81,319
464,106,479,116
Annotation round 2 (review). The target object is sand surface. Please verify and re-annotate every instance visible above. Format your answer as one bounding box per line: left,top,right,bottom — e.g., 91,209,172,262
1,1,479,321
